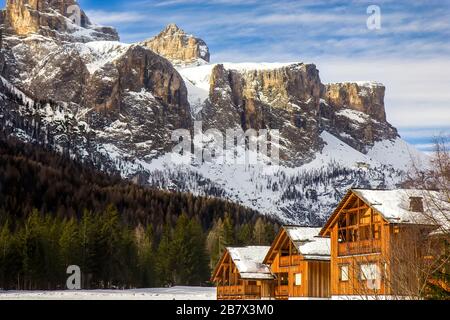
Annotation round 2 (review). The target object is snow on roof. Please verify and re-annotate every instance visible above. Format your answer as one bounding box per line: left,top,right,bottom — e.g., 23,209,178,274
353,189,450,228
227,246,274,280
284,227,331,260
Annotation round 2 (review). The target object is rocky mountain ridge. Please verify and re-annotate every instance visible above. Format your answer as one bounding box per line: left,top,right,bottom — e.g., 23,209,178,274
0,0,425,224
142,23,210,66
0,0,119,42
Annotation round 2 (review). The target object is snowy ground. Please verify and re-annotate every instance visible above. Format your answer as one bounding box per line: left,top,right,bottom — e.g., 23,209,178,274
0,287,217,300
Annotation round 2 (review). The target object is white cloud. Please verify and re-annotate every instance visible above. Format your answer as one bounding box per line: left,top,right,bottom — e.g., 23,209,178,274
315,58,450,129
85,10,149,25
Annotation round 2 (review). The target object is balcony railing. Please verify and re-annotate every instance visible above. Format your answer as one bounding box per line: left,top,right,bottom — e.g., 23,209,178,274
279,255,302,267
217,285,261,298
275,285,289,297
338,239,381,256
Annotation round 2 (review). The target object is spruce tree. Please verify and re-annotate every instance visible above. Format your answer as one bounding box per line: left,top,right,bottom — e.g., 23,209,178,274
237,223,252,245
155,223,173,286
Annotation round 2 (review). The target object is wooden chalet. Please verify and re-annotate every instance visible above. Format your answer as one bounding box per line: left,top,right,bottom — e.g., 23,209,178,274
211,246,274,300
319,188,449,299
263,226,331,299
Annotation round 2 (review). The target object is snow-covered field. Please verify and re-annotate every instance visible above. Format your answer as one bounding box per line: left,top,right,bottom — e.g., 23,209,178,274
0,287,217,300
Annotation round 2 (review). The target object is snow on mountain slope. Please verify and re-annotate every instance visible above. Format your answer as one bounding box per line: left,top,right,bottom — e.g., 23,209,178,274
177,64,213,117
127,130,410,224
336,108,371,124
177,62,301,117
367,137,430,171
77,41,130,74
301,131,379,170
0,9,428,227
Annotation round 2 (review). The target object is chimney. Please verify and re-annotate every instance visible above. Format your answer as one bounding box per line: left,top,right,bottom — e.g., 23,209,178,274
409,197,424,213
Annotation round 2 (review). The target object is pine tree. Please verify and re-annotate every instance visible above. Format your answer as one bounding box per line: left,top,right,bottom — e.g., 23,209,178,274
170,213,192,285
253,218,266,245
80,209,100,289
237,223,252,245
135,224,155,288
186,217,209,285
0,222,11,289
221,214,234,247
59,218,82,281
206,215,235,270
98,205,123,288
155,223,173,286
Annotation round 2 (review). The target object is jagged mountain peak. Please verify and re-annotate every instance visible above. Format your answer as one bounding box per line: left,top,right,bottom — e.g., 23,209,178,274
0,6,427,226
142,23,210,65
0,0,119,42
161,23,184,35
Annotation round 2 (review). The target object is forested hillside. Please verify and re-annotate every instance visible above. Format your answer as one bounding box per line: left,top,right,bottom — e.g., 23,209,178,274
0,135,278,290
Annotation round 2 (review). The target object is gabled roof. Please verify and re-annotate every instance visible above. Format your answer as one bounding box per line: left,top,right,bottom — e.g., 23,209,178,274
264,226,331,263
320,188,450,236
227,246,274,280
285,226,331,259
212,246,274,281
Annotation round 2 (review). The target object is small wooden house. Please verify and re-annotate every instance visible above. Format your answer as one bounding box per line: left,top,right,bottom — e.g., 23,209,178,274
211,246,274,300
319,188,449,299
263,226,331,299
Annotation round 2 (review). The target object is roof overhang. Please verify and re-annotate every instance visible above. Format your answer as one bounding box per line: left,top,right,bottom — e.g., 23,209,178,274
319,189,354,237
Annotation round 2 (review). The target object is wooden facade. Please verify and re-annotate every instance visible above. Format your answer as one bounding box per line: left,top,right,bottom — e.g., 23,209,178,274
319,189,440,299
212,189,447,300
263,227,331,299
211,246,274,300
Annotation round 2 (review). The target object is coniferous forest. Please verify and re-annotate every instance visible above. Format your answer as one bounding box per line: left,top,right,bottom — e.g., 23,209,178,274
0,135,278,290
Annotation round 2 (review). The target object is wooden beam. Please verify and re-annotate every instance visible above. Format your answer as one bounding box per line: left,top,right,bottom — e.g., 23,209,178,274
321,191,355,236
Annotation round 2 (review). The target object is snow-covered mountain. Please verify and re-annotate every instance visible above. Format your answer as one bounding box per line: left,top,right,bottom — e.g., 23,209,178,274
0,0,428,225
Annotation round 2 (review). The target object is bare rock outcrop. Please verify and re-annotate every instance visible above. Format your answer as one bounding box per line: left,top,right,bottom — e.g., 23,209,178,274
202,63,324,165
142,24,210,65
324,82,387,122
0,1,192,160
0,0,119,42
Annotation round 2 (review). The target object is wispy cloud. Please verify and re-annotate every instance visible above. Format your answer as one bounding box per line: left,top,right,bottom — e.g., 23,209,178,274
77,0,450,151
85,10,149,25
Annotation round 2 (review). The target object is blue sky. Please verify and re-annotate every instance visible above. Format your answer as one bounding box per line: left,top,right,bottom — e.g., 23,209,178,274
2,0,449,152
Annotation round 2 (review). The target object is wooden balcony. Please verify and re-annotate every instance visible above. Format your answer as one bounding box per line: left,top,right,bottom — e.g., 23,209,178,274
275,285,289,298
279,255,302,267
338,239,381,256
217,285,261,300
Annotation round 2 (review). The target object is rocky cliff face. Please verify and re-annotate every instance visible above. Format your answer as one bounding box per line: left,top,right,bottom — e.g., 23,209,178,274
201,63,324,164
324,82,387,122
0,0,119,42
192,63,398,164
320,82,398,153
142,24,210,65
0,1,417,225
0,1,191,162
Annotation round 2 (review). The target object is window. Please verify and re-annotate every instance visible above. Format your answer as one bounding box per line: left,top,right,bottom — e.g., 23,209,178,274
360,263,379,281
340,265,349,282
359,209,371,224
279,273,289,286
295,273,302,286
349,213,358,226
359,225,371,241
348,228,358,242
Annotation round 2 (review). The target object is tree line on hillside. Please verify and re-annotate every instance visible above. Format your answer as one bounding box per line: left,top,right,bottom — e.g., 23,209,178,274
0,136,279,290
